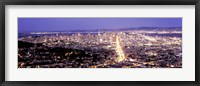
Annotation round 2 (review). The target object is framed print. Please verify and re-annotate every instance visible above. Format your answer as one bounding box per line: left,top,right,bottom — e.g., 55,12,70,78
0,0,199,86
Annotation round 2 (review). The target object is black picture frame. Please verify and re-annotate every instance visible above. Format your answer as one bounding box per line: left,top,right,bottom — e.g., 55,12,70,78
0,0,199,86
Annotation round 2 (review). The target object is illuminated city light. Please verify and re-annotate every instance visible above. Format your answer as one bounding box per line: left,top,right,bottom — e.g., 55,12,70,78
115,36,126,62
144,35,156,42
18,30,182,68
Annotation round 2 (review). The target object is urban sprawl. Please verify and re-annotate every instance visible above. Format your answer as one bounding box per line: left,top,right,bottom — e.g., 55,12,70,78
18,30,182,68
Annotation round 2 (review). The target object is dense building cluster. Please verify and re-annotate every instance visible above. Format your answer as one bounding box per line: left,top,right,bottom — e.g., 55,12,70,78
18,30,182,68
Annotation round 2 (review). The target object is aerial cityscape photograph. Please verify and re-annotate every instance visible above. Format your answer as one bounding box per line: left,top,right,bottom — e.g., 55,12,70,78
18,18,182,68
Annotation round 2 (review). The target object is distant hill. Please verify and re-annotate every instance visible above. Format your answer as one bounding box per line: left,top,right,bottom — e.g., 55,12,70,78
117,27,182,31
19,27,182,33
68,27,182,32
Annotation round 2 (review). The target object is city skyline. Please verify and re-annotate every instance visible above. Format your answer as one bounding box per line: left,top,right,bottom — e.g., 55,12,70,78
18,18,182,32
18,18,182,68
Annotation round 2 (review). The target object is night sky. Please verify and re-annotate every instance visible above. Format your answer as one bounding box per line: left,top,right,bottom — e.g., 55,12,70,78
18,18,182,32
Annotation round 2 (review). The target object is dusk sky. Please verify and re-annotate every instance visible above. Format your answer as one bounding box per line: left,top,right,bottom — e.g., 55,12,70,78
18,18,182,32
